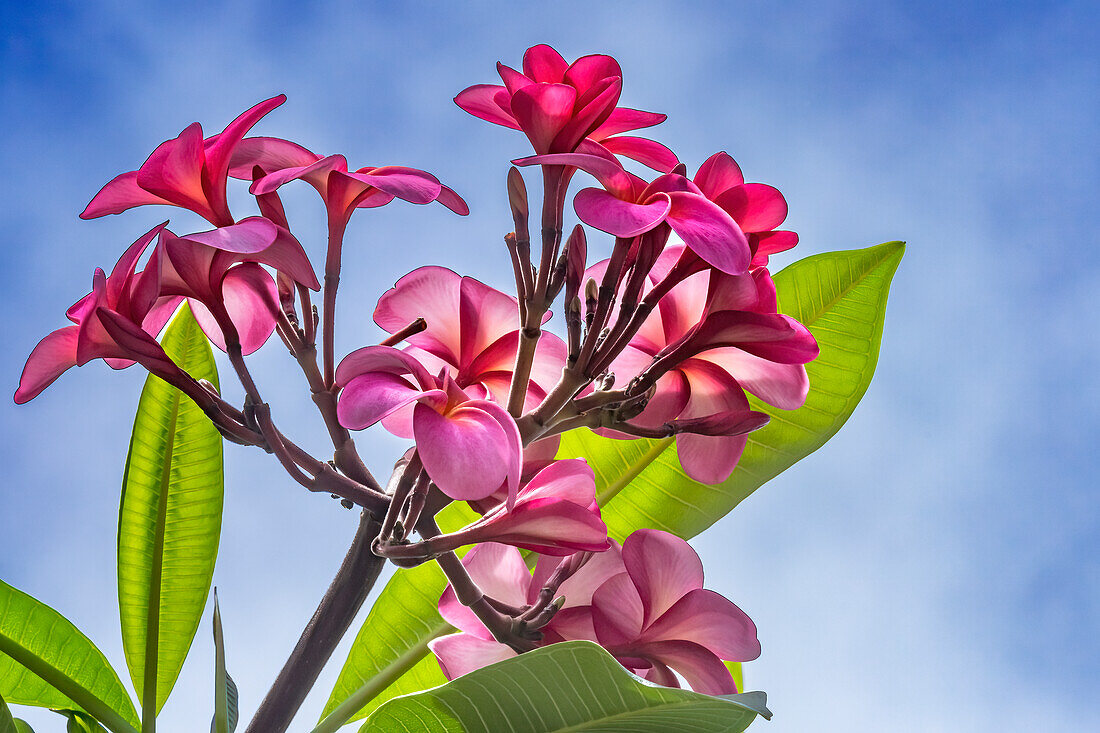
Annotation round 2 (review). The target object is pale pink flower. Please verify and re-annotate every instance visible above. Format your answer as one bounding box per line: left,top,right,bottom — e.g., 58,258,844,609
335,346,522,504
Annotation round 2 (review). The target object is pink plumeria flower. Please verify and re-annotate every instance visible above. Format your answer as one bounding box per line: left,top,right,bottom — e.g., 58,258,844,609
595,244,817,483
231,138,468,235
514,150,750,275
373,266,567,410
82,96,287,228
430,459,609,556
455,44,677,171
15,223,183,403
335,346,522,504
692,151,798,268
561,529,760,694
152,218,319,354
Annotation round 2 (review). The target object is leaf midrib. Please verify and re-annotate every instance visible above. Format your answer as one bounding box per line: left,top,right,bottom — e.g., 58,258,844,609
787,242,901,326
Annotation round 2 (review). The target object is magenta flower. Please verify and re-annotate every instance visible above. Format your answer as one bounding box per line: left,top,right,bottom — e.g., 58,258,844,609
15,223,182,403
692,151,798,268
430,530,759,694
454,44,677,170
595,244,817,483
335,346,522,504
429,459,609,556
152,217,319,354
515,151,750,275
235,139,468,235
373,266,567,410
81,96,287,227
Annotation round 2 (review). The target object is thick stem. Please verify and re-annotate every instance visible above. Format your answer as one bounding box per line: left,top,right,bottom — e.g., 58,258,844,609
244,511,386,733
506,327,541,416
322,218,349,388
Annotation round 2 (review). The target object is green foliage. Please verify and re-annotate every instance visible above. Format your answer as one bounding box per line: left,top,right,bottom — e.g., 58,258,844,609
358,641,770,733
116,303,223,721
559,241,906,540
209,593,238,733
323,243,903,728
58,711,107,733
0,580,138,733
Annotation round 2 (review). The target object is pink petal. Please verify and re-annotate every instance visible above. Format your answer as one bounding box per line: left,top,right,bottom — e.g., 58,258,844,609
630,369,690,429
643,588,760,662
465,497,609,555
564,54,623,94
203,95,286,193
510,83,577,154
699,348,810,410
545,606,599,643
642,660,680,688
136,122,218,223
641,640,738,694
453,85,520,129
337,372,423,430
589,107,667,139
413,402,513,501
496,63,533,95
599,136,679,173
436,185,470,215
346,166,442,205
513,152,632,198
715,183,788,233
466,399,524,508
429,633,517,680
663,191,749,275
180,217,278,254
227,136,320,179
591,571,645,646
14,326,80,403
374,266,464,366
622,529,704,627
106,222,169,305
519,458,595,507
551,77,621,153
522,44,568,83
335,345,436,392
555,543,624,609
678,358,751,420
439,543,530,639
458,276,521,366
574,188,671,238
704,270,759,314
80,171,173,219
693,152,745,199
217,264,279,354
676,433,748,484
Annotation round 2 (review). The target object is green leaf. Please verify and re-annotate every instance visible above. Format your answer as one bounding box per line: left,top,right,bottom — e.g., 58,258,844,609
725,661,744,694
1,693,16,733
0,579,139,733
209,592,237,733
317,504,478,729
357,641,770,733
320,242,903,725
116,302,223,723
558,241,905,540
58,711,107,733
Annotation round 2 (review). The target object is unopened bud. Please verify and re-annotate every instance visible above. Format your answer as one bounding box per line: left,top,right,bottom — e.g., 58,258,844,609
507,167,529,240
584,277,599,306
564,225,587,303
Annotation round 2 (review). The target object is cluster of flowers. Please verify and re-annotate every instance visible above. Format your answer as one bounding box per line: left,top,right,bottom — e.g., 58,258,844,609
16,44,817,694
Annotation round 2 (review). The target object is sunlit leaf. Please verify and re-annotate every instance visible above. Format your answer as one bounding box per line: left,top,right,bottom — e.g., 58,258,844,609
117,303,223,719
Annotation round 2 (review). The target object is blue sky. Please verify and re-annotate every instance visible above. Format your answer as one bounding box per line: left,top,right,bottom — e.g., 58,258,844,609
2,1,1098,730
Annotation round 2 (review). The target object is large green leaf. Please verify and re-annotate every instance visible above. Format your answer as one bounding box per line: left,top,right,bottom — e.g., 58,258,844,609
559,240,905,540
117,302,223,723
321,242,903,725
357,641,770,733
0,579,139,733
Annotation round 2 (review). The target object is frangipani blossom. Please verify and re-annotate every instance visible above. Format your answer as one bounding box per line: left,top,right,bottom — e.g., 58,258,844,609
598,245,818,483
454,44,677,170
15,223,182,403
335,346,522,504
82,96,287,227
152,217,319,354
233,139,468,235
514,151,750,275
430,530,758,695
436,459,609,556
692,151,798,268
373,266,567,410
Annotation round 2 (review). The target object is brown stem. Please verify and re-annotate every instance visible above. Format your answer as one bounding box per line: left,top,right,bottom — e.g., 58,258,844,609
243,511,385,733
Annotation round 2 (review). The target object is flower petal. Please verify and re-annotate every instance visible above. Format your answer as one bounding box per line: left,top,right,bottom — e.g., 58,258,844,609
693,152,744,199
513,152,632,198
464,497,609,555
589,107,667,139
699,348,810,410
136,122,218,223
555,543,624,609
217,264,279,354
591,571,645,646
439,543,530,639
80,171,173,219
335,345,435,391
663,192,749,275
643,588,760,662
180,217,278,254
510,83,577,154
522,44,568,82
641,640,738,694
202,95,286,193
551,77,621,153
675,433,748,484
429,633,516,680
346,166,442,205
375,266,464,366
227,136,320,179
414,402,513,501
622,529,704,627
337,371,423,430
575,188,670,238
453,84,519,129
14,326,80,403
598,136,679,173
715,183,788,233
